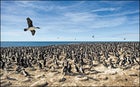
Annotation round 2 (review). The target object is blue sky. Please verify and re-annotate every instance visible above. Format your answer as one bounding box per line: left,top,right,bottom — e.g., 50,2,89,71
1,1,139,41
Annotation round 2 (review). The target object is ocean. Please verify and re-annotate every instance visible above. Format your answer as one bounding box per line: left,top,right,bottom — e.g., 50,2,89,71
1,41,82,47
1,41,136,47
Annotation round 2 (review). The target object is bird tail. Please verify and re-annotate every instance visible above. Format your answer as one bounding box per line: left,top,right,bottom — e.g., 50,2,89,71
24,28,28,31
36,27,40,29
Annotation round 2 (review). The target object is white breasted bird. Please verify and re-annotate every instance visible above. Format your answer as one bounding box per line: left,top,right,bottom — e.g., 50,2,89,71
24,17,40,36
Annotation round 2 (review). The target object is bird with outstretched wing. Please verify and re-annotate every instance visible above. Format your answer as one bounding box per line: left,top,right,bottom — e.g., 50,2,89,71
24,17,40,36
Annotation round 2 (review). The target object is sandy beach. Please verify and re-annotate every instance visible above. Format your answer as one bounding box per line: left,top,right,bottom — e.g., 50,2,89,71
0,42,139,86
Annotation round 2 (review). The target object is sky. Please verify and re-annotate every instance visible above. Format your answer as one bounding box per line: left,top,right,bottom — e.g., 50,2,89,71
1,0,139,41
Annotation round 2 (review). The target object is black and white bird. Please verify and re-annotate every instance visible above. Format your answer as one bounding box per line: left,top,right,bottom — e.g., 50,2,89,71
21,68,30,77
24,17,40,36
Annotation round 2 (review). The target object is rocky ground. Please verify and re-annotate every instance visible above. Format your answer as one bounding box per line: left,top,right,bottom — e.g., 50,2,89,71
0,62,139,86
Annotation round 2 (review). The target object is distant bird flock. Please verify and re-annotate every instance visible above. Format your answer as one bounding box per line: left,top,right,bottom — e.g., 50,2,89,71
1,42,139,76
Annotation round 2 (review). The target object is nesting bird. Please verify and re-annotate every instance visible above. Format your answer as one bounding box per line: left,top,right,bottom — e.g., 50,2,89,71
74,64,80,73
24,17,40,36
21,68,30,77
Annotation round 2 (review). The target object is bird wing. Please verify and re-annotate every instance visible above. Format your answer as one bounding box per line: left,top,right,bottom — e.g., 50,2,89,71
31,30,36,36
26,17,33,28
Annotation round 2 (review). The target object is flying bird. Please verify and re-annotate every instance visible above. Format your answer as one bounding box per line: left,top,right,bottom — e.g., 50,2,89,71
24,17,40,36
124,38,126,40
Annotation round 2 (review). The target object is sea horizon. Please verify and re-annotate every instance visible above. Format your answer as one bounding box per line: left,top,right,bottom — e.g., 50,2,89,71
1,41,139,47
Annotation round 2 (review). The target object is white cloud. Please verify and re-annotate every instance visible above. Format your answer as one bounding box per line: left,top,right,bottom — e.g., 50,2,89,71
102,10,139,17
90,17,127,29
55,1,85,10
15,1,54,12
1,1,139,41
100,1,136,6
64,12,96,22
91,8,117,12
62,11,127,29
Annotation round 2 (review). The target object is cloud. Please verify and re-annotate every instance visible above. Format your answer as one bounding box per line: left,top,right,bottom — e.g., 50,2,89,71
55,1,85,10
62,11,127,29
100,1,137,6
91,8,117,12
1,1,139,41
64,12,97,22
15,1,54,12
101,10,139,17
116,33,139,37
90,17,127,29
1,31,24,37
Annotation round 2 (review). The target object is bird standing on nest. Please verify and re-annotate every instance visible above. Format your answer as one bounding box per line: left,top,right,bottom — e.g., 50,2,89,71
24,17,40,36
